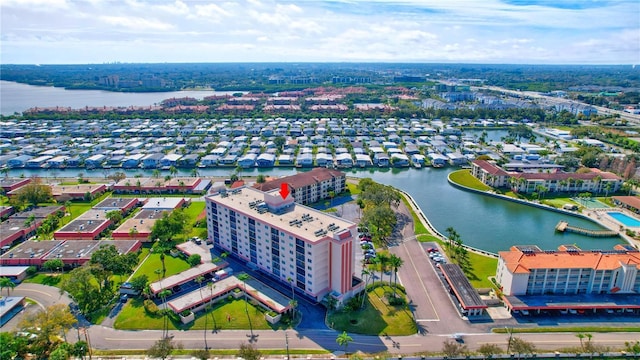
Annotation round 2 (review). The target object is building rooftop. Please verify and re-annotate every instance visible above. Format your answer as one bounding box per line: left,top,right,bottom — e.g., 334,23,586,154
149,262,222,295
500,245,640,273
142,197,187,210
207,186,355,243
2,240,64,260
439,263,487,310
56,218,108,234
253,167,345,192
93,197,139,210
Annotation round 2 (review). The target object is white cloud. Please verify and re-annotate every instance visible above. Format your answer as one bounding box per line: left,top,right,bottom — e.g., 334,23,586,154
99,15,174,31
1,0,638,63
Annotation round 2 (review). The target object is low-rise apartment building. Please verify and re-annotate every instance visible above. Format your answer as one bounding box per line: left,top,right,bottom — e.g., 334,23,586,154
471,160,623,194
497,245,640,296
253,168,346,205
205,186,360,304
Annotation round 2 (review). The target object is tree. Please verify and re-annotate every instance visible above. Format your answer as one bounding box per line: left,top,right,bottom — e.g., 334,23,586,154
147,336,182,360
195,275,208,350
256,174,267,183
60,265,102,314
43,258,64,274
187,254,202,267
169,165,178,178
388,254,404,295
287,276,297,321
442,339,467,358
237,342,261,360
478,343,502,359
19,304,77,358
0,331,29,360
90,244,138,281
0,276,16,296
510,337,536,359
130,274,149,294
105,210,123,226
336,331,353,353
158,289,172,338
150,209,188,243
129,226,139,240
191,348,211,360
237,273,254,338
10,177,53,209
375,252,389,284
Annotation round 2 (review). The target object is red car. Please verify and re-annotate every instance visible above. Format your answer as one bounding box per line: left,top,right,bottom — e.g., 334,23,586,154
427,247,438,253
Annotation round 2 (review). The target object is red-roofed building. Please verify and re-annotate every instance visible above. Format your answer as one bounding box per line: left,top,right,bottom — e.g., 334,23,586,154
471,160,623,195
471,160,509,187
613,196,640,214
497,245,640,296
252,168,345,205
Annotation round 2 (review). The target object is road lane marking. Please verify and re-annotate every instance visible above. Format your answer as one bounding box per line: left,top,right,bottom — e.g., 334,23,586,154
402,240,439,321
18,289,53,297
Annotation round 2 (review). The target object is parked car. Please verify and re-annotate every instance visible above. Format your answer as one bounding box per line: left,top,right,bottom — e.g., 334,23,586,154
427,247,438,253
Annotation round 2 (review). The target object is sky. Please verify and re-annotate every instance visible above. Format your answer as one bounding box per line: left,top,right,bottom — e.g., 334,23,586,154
1,0,639,65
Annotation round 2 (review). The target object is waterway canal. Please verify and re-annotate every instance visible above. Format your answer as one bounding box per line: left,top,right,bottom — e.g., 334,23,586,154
8,166,623,254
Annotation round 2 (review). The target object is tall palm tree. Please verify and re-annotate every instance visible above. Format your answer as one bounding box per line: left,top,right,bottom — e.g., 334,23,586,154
207,282,217,332
195,276,207,349
287,277,296,320
0,277,15,296
336,331,353,353
158,289,172,339
376,253,390,285
237,273,253,338
388,254,404,295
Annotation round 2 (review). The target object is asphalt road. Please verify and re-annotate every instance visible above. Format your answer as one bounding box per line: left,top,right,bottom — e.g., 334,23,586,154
3,282,640,354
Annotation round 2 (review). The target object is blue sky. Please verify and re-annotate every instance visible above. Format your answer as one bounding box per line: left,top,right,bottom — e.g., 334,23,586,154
1,0,638,64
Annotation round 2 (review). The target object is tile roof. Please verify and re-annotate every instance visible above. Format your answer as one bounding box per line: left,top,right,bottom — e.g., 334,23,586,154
500,246,640,273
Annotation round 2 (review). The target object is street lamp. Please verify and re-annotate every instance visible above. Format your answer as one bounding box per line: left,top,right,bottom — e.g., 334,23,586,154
505,326,513,354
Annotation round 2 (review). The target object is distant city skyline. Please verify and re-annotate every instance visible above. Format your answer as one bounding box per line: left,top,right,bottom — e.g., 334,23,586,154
1,0,638,65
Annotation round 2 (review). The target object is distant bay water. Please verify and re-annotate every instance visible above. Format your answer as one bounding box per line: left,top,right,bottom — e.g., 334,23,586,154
0,84,625,253
0,80,240,115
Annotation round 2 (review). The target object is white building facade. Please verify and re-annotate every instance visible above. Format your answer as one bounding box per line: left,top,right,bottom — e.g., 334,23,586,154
206,186,361,304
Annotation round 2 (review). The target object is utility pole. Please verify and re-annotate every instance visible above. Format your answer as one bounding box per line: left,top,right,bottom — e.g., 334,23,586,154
285,331,290,360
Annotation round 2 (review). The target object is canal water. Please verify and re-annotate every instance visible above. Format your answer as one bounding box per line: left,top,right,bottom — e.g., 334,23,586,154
1,82,623,252
8,166,623,254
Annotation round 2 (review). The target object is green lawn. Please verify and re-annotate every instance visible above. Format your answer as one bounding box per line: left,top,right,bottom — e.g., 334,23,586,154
542,197,578,209
417,234,441,242
465,251,498,288
448,170,491,191
327,286,416,336
114,297,277,331
23,273,69,287
401,197,430,236
184,201,207,239
132,252,191,281
346,182,361,195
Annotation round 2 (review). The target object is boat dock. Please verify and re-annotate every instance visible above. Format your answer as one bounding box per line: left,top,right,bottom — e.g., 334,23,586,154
555,221,619,238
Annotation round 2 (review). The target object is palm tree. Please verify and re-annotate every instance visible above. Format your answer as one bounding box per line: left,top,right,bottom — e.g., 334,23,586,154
388,254,404,295
195,276,207,349
376,253,389,285
336,331,353,353
158,289,172,339
152,169,161,179
208,282,217,332
169,166,178,178
237,273,253,338
360,268,371,309
0,277,15,296
287,277,296,320
604,182,613,197
129,227,139,240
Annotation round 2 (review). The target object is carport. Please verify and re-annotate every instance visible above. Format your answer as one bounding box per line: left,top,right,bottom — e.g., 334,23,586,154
438,263,487,317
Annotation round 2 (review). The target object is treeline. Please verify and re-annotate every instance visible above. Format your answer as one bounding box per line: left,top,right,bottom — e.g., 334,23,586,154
2,63,639,94
356,178,401,244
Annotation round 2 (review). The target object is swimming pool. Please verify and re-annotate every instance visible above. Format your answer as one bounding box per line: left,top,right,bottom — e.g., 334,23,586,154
607,212,640,227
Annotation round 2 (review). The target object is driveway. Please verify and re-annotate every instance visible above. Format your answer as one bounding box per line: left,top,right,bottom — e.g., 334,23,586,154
1,283,74,332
